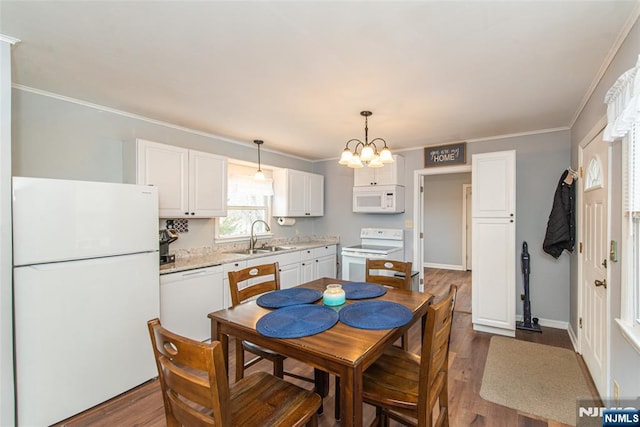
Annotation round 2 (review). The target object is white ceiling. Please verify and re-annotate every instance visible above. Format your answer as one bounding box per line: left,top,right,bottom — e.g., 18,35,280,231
2,1,638,161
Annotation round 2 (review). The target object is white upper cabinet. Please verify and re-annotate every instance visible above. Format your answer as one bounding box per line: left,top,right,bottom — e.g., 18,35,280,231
354,155,405,186
188,150,227,217
273,169,324,217
472,150,515,218
136,139,227,218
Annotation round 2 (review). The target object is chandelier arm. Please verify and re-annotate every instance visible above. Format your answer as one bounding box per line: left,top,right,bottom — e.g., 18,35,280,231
369,137,388,148
345,139,365,152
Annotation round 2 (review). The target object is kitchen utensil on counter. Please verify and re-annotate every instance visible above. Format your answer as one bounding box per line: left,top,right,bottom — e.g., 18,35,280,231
159,229,178,265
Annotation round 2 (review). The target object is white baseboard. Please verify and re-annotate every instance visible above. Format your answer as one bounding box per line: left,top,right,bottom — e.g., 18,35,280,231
423,262,465,271
567,324,580,352
515,314,569,330
473,323,516,337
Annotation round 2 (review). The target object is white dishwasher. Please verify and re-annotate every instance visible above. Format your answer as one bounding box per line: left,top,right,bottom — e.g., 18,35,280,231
160,265,224,342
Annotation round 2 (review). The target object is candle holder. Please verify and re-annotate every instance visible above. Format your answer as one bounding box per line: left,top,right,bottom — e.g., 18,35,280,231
323,284,346,306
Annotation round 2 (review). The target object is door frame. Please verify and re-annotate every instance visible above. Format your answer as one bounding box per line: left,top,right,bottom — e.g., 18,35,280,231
413,165,472,291
576,115,610,397
462,183,472,271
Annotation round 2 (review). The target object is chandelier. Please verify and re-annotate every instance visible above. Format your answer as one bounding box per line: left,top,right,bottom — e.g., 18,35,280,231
338,110,394,168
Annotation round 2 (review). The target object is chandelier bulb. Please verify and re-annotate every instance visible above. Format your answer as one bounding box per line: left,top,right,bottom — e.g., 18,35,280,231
360,144,375,162
379,146,394,163
339,148,353,165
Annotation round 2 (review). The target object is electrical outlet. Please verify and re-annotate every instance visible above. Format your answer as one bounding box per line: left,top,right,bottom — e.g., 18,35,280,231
404,220,413,229
613,380,620,405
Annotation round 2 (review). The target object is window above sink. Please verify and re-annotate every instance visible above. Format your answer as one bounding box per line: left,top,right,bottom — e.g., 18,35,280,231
215,162,274,243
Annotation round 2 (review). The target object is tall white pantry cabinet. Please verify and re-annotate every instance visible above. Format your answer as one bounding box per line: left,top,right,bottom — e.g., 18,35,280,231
471,150,516,337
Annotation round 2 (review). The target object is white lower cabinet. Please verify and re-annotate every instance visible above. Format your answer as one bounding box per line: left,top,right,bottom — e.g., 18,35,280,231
315,255,337,279
248,251,301,290
312,245,336,279
302,245,337,282
301,260,315,283
160,266,224,342
279,262,301,289
300,248,315,282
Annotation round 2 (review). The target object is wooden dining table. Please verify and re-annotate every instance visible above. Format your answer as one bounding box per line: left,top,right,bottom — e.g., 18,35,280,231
208,277,433,427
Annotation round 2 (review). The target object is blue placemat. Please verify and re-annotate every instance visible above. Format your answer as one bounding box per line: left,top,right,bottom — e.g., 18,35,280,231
339,300,412,330
257,304,339,338
342,282,387,299
257,288,323,308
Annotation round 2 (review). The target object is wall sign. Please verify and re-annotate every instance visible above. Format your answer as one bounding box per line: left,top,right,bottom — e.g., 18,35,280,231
424,142,466,167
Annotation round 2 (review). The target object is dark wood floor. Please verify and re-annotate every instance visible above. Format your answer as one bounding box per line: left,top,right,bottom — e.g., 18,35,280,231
56,268,599,426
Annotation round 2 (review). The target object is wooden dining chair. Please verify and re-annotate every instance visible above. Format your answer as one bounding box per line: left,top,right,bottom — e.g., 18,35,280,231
227,263,329,406
147,318,321,427
366,258,413,350
334,258,415,420
362,284,457,427
228,262,288,381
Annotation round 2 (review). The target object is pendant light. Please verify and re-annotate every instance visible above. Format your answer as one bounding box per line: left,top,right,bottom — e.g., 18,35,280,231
254,140,265,180
339,110,394,168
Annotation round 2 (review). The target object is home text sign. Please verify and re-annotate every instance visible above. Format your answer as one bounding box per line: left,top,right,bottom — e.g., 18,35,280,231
424,142,466,167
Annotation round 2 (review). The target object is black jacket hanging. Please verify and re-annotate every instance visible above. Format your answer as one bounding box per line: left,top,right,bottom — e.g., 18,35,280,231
543,170,575,258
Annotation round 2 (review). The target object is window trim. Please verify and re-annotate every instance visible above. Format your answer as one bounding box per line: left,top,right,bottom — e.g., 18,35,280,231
617,134,640,356
214,200,273,243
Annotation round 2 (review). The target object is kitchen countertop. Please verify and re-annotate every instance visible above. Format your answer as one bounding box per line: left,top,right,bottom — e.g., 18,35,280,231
159,239,339,275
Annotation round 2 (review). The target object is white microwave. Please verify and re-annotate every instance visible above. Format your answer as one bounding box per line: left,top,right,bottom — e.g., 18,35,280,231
353,185,405,214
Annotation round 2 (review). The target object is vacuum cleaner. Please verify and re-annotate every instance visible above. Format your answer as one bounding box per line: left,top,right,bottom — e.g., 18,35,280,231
516,241,542,333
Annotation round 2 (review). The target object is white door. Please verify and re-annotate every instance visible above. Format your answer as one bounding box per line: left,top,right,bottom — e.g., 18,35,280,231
580,132,609,396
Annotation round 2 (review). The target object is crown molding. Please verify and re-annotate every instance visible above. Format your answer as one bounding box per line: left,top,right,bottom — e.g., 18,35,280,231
0,34,20,45
569,1,640,128
11,84,313,162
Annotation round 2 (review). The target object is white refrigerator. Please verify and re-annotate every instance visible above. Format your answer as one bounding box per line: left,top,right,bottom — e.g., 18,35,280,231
12,177,160,426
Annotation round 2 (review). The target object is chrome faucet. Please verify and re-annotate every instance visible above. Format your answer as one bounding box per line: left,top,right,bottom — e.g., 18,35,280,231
249,220,270,253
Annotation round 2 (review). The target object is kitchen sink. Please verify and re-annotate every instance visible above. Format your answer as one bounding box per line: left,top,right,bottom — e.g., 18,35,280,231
225,246,295,256
260,245,295,252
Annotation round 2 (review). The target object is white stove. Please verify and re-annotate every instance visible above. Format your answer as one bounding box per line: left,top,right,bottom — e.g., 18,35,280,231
341,228,404,281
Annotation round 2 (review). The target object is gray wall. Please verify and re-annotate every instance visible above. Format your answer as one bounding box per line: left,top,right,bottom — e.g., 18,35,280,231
423,173,471,267
316,130,572,323
570,18,640,399
11,88,319,248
